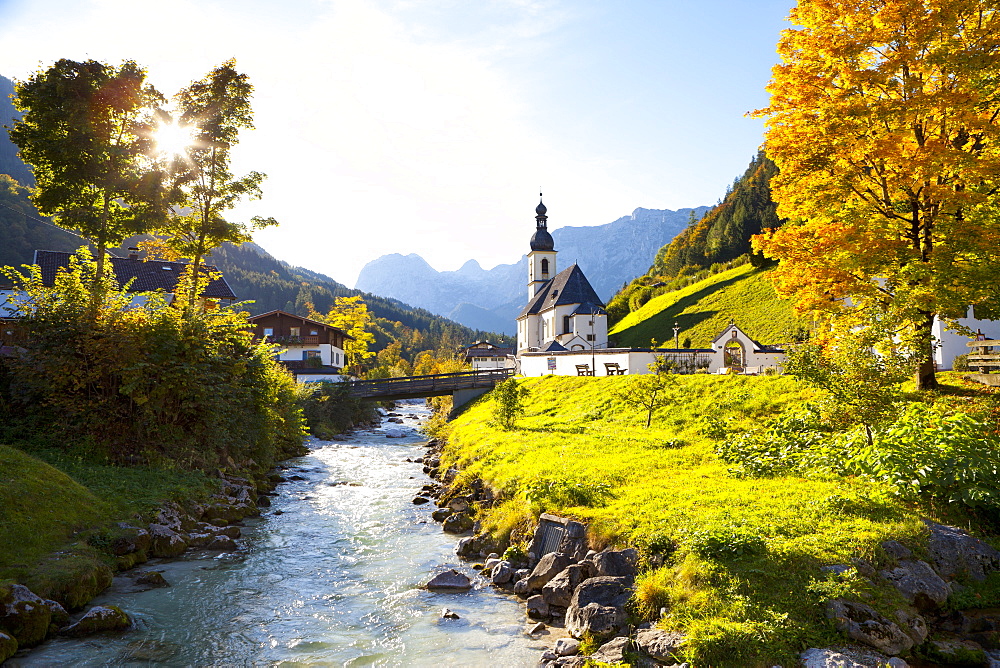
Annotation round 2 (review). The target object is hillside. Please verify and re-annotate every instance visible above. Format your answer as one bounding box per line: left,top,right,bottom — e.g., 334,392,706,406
355,206,710,334
0,75,33,186
608,263,807,348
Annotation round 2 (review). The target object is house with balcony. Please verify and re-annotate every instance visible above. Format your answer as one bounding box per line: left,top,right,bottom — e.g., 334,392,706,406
461,340,514,370
247,310,352,382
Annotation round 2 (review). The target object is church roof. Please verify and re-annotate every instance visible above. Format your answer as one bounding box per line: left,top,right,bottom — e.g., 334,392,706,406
518,264,605,318
539,340,568,352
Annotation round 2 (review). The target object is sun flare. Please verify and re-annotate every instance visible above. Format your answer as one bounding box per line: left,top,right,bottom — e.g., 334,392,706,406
153,122,194,157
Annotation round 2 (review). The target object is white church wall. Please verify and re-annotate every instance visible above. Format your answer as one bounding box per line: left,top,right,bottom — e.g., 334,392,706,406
933,309,1000,369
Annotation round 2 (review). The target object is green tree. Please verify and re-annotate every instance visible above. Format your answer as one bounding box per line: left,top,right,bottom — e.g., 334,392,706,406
160,60,276,312
311,295,376,374
9,59,166,298
492,378,528,430
614,356,679,428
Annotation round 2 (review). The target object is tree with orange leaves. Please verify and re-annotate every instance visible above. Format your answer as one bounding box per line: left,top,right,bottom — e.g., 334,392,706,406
753,0,1000,390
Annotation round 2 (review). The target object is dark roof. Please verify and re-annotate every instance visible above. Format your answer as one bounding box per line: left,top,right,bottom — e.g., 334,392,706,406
34,250,237,300
539,340,568,352
247,310,354,340
464,348,512,359
530,227,554,251
519,264,605,318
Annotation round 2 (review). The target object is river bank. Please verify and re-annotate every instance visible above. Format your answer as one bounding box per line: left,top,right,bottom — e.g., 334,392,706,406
6,400,545,666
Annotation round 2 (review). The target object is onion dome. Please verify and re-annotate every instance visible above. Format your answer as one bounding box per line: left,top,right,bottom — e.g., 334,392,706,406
530,195,554,251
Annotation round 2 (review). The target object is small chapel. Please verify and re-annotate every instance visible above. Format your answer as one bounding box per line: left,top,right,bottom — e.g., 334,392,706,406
516,197,608,353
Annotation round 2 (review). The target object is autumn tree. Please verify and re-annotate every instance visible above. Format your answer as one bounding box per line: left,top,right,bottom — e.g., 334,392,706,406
161,60,276,312
9,59,166,297
310,295,376,373
753,0,1000,390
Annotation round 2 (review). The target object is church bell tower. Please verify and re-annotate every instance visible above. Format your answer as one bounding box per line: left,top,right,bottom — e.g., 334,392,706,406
527,194,557,301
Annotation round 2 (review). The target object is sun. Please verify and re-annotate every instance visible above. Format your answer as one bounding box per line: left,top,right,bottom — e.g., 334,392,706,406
152,121,194,157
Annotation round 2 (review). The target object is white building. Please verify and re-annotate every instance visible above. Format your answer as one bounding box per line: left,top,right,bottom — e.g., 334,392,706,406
516,197,609,357
462,341,515,371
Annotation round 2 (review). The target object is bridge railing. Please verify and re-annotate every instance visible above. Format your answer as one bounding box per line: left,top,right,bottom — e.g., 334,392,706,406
348,368,514,398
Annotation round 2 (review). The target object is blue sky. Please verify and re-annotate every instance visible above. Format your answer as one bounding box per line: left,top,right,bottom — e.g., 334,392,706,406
0,0,795,286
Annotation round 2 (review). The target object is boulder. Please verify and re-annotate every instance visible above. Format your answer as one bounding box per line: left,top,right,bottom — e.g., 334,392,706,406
110,525,151,556
206,536,238,551
565,576,631,640
441,608,460,620
448,497,470,513
554,637,580,656
925,520,1000,582
513,578,529,596
412,496,431,505
591,549,639,581
0,630,16,663
881,540,914,560
635,628,684,663
527,621,547,635
443,513,474,534
135,571,170,588
148,524,189,558
526,594,549,619
879,560,950,609
542,564,586,608
894,608,928,645
922,638,987,665
217,526,241,539
800,648,881,668
0,583,51,646
43,599,70,630
590,636,631,664
526,552,572,593
432,508,452,522
455,536,477,557
491,561,514,585
825,599,913,655
425,569,473,592
61,605,131,637
187,533,213,548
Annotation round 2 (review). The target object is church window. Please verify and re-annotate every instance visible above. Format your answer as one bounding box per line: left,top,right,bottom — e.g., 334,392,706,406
541,258,549,277
586,334,595,341
563,315,572,334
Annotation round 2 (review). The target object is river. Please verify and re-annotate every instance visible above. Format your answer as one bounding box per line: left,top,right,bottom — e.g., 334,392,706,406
13,401,542,667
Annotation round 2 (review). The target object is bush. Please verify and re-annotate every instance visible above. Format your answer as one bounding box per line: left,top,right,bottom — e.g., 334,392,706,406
953,354,970,371
296,381,377,439
491,378,528,430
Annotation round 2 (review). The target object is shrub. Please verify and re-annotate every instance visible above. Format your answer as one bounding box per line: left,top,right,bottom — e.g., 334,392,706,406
297,381,377,440
491,378,528,430
953,354,970,371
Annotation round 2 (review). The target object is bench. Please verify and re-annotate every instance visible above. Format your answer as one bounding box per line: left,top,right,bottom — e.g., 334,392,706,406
604,362,627,375
575,364,594,376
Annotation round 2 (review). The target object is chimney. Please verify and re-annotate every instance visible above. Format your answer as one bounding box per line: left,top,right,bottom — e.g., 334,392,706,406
128,247,139,260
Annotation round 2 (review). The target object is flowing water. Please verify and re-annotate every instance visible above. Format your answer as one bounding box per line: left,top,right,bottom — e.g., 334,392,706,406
14,402,543,667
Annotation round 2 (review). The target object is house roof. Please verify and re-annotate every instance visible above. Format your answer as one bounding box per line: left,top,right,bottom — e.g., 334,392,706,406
518,264,605,318
539,340,568,352
710,322,783,353
34,250,238,300
247,310,354,340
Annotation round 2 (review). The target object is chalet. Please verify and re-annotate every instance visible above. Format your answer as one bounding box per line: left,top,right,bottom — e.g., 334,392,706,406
462,341,514,370
247,310,352,381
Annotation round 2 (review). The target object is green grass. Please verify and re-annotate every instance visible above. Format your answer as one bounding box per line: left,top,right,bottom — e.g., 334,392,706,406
441,375,958,666
0,444,215,585
609,264,807,349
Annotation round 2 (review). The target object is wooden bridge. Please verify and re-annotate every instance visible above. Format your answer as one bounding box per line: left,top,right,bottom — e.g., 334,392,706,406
348,368,514,401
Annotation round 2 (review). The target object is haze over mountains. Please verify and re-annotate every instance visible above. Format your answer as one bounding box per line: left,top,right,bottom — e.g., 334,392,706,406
355,206,710,334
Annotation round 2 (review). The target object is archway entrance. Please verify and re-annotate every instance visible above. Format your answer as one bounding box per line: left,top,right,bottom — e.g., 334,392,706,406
723,339,745,373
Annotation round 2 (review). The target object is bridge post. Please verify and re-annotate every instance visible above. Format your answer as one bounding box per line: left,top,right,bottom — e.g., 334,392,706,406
450,387,491,418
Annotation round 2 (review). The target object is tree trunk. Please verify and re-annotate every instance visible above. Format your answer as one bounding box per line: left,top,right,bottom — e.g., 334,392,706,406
914,311,939,391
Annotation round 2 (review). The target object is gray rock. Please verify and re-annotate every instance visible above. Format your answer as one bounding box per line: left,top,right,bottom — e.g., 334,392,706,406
592,548,639,580
431,508,452,522
110,525,151,556
590,636,630,664
825,600,913,655
441,608,460,619
61,605,131,637
886,658,909,668
554,637,580,656
455,536,476,556
565,576,631,640
527,621,547,635
206,535,238,551
425,569,473,592
526,594,549,619
515,568,530,580
42,599,69,629
492,561,514,585
412,496,431,505
799,648,876,668
542,564,586,608
925,520,1000,582
0,584,51,646
135,571,170,588
448,497,470,513
635,628,684,663
0,630,16,663
881,540,913,560
894,608,928,644
924,638,986,664
513,578,529,596
484,558,502,571
527,552,572,592
148,524,188,558
443,513,474,534
879,560,950,609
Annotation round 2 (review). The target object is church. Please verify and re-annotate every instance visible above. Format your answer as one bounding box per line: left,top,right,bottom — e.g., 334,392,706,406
516,197,609,353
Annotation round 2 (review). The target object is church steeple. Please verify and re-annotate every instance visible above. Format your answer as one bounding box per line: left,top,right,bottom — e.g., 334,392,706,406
527,193,557,301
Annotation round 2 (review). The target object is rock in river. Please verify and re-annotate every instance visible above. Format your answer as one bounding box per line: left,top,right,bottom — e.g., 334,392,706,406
425,569,473,592
61,605,131,637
